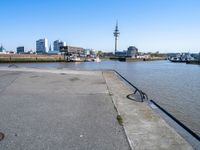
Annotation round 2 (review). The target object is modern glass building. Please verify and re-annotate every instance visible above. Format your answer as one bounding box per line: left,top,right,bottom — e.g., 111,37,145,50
16,46,24,54
36,38,48,54
53,40,66,51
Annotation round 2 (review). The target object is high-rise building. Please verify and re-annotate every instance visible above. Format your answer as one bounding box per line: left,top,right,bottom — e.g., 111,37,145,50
53,40,66,51
36,38,48,54
16,46,24,54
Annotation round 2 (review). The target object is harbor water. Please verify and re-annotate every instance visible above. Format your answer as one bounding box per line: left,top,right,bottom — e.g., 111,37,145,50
0,60,200,137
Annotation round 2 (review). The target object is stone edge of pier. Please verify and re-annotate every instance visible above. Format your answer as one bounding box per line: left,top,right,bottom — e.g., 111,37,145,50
102,71,194,150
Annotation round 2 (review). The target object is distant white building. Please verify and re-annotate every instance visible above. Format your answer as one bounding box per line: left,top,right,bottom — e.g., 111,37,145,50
53,40,66,51
83,49,90,56
36,38,48,54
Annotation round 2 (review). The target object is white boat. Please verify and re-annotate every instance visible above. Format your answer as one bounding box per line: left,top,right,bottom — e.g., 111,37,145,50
94,57,101,62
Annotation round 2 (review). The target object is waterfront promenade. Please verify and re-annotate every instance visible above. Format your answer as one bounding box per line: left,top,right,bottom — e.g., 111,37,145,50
0,67,193,150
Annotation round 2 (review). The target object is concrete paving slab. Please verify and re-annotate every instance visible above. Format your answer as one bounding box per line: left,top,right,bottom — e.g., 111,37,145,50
0,67,195,150
0,69,130,150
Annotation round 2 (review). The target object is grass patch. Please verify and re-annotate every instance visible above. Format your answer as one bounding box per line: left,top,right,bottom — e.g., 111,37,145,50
117,115,123,126
69,77,80,82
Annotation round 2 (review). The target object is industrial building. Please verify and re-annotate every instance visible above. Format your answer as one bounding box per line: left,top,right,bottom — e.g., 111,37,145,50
60,46,84,54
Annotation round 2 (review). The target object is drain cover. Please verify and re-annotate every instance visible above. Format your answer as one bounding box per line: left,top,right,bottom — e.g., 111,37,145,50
0,132,5,141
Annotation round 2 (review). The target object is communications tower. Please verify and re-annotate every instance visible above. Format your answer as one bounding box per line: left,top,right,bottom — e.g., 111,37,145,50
113,21,120,55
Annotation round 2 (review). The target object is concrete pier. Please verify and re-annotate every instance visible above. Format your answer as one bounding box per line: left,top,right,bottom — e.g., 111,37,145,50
103,71,194,150
0,68,193,150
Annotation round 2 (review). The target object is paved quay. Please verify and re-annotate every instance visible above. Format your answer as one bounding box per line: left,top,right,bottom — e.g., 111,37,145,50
0,67,193,150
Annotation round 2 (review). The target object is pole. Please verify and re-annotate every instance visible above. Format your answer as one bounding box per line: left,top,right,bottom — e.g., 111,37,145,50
115,37,118,55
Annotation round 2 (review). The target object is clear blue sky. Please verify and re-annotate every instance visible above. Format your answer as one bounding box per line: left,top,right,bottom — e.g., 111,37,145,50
1,0,200,53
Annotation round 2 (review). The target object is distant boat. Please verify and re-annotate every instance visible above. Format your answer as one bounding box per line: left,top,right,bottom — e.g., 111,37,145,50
71,55,85,62
169,53,196,63
94,57,101,63
64,54,85,62
85,57,101,62
64,54,101,63
170,57,187,63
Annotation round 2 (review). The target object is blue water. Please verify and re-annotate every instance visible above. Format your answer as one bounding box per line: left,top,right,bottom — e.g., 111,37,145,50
1,60,200,136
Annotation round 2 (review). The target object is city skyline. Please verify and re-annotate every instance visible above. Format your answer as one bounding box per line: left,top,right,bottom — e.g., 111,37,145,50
1,0,200,53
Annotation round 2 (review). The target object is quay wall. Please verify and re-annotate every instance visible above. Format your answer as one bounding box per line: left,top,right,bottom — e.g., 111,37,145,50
109,56,166,62
126,57,166,62
0,54,65,63
186,60,200,65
